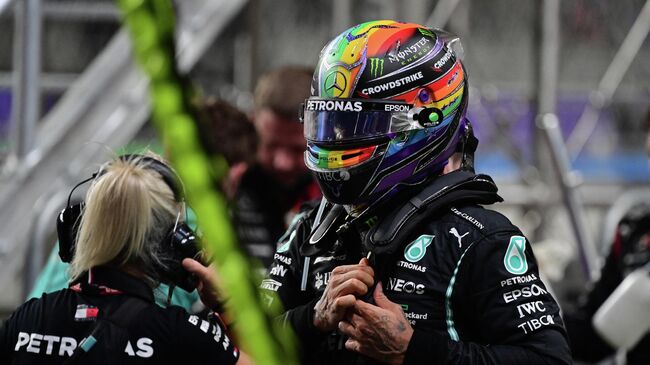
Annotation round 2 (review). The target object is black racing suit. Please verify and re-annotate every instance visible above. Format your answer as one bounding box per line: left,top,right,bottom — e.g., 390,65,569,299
234,164,320,268
565,203,650,364
0,266,239,365
261,170,572,364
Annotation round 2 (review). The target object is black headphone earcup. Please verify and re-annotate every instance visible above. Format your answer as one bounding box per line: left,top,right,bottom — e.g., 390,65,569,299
170,223,202,262
57,203,84,263
157,222,204,292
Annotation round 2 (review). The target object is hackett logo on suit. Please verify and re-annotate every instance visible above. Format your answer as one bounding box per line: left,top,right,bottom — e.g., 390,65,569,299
404,235,434,263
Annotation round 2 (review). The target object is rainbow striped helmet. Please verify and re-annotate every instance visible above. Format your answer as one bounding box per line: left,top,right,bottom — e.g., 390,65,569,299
302,20,470,205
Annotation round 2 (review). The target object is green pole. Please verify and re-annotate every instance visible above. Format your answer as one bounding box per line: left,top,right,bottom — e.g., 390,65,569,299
115,1,297,364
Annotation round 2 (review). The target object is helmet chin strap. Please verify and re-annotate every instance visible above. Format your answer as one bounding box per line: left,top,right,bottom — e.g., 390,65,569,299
457,118,478,173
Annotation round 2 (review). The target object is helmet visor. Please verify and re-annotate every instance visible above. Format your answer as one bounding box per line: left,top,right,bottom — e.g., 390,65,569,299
302,98,420,142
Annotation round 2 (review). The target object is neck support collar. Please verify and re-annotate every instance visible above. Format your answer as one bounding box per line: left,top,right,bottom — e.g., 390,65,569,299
300,170,502,258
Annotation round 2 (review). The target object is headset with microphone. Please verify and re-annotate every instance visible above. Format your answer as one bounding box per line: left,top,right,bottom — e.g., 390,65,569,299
56,154,204,292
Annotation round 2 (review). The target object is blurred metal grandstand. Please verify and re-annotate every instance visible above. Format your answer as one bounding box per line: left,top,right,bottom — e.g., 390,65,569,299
0,0,648,318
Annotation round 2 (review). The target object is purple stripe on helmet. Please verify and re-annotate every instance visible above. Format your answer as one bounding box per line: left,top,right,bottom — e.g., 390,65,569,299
373,159,420,194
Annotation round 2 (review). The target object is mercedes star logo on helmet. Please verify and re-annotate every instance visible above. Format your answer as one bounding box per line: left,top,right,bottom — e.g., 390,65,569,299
324,70,347,98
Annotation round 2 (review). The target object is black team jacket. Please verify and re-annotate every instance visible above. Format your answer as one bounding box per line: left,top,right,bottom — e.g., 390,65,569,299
261,170,572,364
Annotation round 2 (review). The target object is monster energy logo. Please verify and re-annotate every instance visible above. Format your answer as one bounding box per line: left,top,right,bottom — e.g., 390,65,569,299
418,28,435,38
369,58,384,78
363,216,378,229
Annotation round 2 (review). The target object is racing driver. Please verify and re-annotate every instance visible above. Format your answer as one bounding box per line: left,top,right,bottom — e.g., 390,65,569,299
261,20,572,364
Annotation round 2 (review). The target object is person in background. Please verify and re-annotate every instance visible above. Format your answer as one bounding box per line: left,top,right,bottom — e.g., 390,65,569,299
261,20,571,364
233,66,321,268
190,97,259,317
0,153,251,365
197,97,258,200
565,109,650,364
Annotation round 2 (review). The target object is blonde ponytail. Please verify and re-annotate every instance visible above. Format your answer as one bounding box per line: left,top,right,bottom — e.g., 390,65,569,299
69,154,182,285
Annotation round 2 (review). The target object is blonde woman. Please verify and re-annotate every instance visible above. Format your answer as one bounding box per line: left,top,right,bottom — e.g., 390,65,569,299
0,153,252,365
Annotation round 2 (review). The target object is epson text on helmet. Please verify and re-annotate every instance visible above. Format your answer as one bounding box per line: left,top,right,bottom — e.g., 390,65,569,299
385,104,410,112
306,100,363,112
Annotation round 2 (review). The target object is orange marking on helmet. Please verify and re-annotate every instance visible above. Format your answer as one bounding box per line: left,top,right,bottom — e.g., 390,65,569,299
429,61,464,101
326,145,377,169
